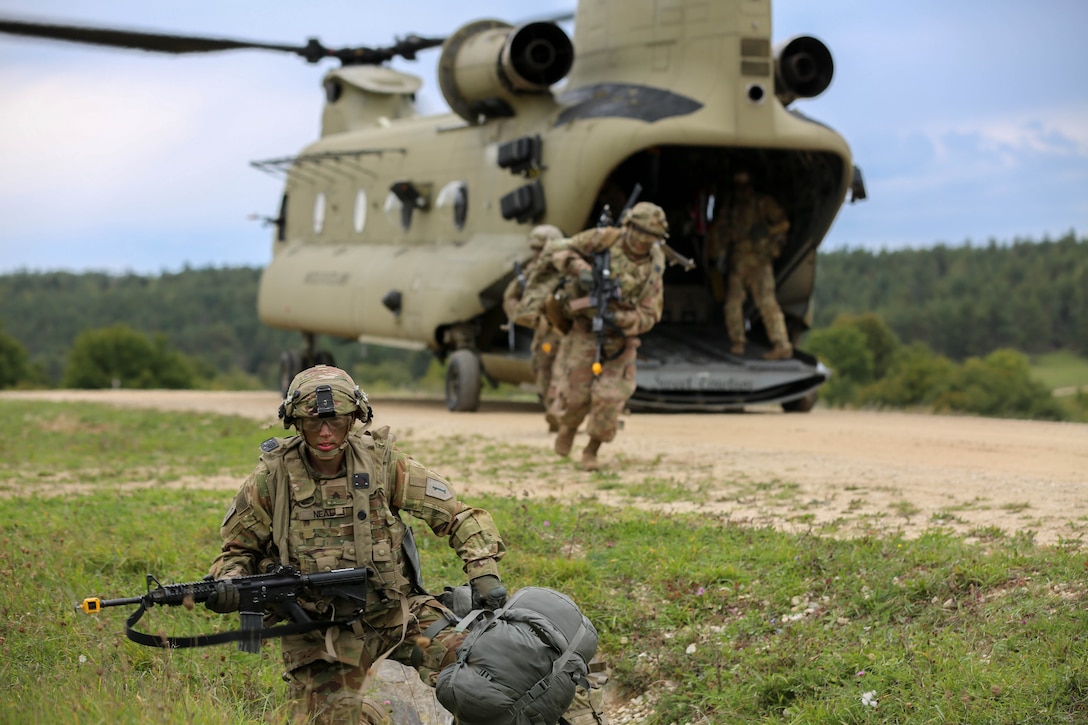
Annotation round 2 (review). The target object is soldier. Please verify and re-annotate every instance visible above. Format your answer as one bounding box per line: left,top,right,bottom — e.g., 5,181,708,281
205,365,508,724
708,169,793,360
502,224,566,432
548,202,667,471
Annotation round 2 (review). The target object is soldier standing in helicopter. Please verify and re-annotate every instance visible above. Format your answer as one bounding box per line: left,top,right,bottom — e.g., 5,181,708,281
707,169,793,360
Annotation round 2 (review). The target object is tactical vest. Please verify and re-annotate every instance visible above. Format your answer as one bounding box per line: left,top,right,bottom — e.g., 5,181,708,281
259,427,413,615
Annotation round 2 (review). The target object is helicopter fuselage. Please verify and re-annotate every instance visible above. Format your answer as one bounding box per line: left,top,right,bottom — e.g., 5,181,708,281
257,0,857,410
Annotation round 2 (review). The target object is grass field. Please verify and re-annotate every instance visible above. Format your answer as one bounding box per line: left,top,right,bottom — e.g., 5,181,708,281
2,400,1087,723
1030,350,1088,392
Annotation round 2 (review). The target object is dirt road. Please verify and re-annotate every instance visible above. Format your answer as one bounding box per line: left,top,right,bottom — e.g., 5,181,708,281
7,389,1087,544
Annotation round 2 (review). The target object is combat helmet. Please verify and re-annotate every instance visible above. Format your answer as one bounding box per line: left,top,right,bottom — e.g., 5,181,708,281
619,202,669,239
279,365,372,430
528,224,563,251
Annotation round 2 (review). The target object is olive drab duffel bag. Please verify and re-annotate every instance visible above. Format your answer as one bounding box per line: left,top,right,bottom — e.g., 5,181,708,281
435,586,599,725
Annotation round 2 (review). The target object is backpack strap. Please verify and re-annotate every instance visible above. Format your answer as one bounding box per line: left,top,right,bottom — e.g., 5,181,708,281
509,616,591,718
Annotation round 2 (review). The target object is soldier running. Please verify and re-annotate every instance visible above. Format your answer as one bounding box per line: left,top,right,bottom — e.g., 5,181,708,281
548,202,667,471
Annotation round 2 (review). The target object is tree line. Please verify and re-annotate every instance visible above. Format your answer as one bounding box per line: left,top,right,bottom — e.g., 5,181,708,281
812,232,1087,359
0,267,431,391
0,234,1085,419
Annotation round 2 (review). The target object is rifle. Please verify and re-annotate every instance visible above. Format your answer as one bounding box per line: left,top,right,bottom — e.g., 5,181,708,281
585,184,644,375
507,258,527,351
600,183,695,270
587,247,622,376
659,244,697,271
77,565,370,653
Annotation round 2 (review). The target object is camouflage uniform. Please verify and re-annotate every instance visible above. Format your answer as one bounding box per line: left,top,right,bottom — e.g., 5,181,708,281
209,366,506,725
502,225,565,431
707,176,792,359
548,202,666,471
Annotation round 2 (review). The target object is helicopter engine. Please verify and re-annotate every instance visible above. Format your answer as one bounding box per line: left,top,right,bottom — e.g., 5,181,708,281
438,20,573,124
773,35,834,106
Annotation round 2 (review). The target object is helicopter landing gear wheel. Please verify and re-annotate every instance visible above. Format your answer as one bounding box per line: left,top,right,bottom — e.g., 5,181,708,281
445,349,482,412
781,391,817,413
279,349,303,396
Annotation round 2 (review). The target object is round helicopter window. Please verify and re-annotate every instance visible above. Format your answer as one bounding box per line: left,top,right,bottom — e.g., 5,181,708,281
353,189,368,233
313,192,326,235
436,181,469,231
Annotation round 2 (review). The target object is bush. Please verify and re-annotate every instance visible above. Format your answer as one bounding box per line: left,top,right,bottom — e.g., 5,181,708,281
860,342,956,409
934,349,1067,420
62,324,197,389
805,325,873,407
0,327,30,389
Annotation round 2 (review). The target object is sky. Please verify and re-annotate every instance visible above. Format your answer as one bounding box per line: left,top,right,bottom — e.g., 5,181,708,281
0,0,1086,275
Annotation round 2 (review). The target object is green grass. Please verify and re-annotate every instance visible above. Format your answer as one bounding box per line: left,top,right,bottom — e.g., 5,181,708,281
1030,350,1088,391
1,400,1087,723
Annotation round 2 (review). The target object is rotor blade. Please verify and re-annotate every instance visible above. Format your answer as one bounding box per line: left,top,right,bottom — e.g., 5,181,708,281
335,34,446,65
0,17,446,65
0,18,322,57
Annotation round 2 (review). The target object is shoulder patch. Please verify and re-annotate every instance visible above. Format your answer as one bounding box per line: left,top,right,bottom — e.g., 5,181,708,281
260,438,280,453
425,477,453,501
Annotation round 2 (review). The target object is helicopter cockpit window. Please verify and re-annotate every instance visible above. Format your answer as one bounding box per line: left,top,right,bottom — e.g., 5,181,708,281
353,189,368,233
313,192,327,235
436,181,469,231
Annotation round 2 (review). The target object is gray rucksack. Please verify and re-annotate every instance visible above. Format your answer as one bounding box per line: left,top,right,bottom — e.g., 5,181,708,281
435,586,599,725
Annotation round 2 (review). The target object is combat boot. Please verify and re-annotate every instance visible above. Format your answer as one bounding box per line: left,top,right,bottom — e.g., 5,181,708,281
581,437,602,471
730,341,746,355
763,342,793,360
555,426,576,457
545,412,560,433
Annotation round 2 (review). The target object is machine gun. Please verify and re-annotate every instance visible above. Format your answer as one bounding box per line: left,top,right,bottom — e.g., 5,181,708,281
77,565,370,652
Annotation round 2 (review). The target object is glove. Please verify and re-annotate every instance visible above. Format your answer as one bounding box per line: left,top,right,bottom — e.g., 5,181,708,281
569,257,592,278
613,310,637,329
205,578,240,614
577,268,594,290
471,575,508,611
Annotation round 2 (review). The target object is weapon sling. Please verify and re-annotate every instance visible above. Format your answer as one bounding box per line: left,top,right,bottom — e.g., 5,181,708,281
122,599,362,649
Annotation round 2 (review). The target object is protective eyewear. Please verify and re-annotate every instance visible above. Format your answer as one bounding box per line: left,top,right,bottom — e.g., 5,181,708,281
299,414,354,434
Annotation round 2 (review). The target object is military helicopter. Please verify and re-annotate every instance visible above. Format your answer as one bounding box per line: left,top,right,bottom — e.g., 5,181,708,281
0,0,865,413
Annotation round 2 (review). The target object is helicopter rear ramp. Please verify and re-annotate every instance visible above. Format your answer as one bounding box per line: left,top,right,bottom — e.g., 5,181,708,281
630,324,829,412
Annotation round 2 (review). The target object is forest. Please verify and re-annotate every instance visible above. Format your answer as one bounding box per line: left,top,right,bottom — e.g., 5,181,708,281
0,233,1085,418
812,232,1087,359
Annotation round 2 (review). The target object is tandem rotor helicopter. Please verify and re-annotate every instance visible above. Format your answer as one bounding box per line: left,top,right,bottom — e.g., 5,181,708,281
1,0,865,413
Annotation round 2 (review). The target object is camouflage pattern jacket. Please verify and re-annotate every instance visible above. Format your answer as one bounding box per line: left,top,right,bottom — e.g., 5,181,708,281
209,426,505,622
709,189,790,266
552,226,665,337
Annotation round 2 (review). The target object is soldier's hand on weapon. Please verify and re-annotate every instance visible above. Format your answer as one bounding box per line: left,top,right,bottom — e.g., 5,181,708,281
612,309,637,333
567,256,593,275
204,577,240,614
471,574,508,610
577,268,594,289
